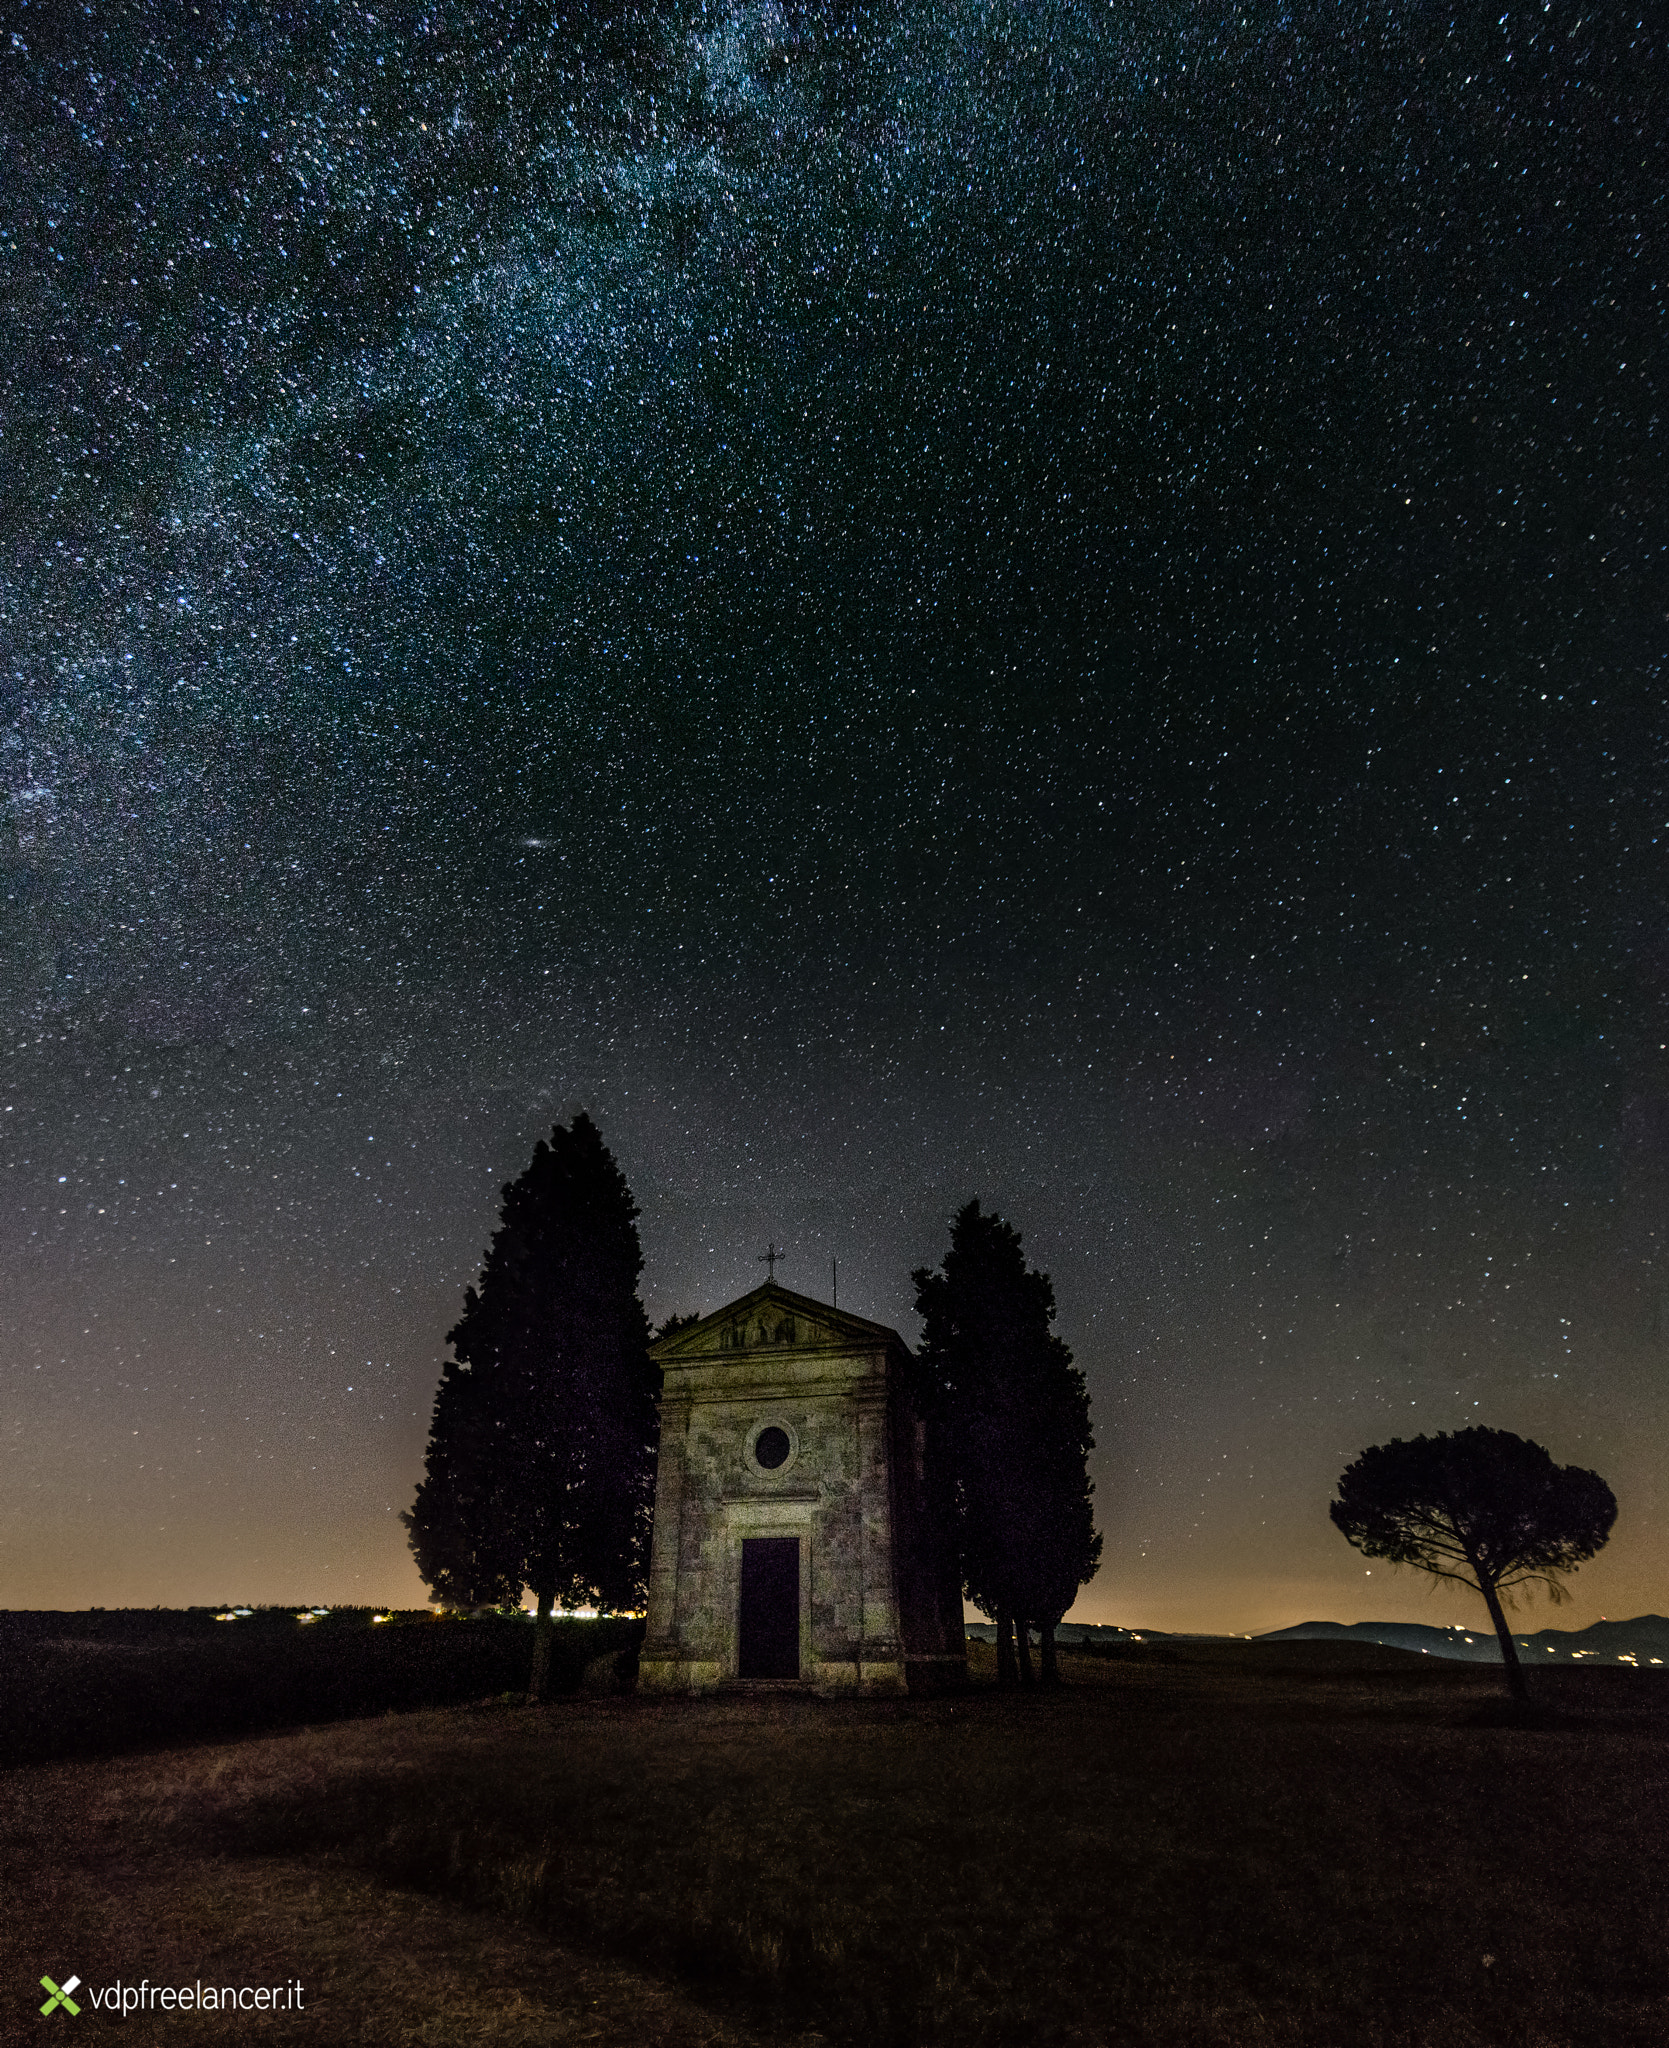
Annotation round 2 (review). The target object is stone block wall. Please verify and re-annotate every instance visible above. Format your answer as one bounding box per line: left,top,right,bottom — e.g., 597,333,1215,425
639,1284,962,1696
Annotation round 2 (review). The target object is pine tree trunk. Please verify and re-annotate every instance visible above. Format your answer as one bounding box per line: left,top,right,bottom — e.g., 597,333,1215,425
1039,1619,1059,1686
996,1609,1018,1688
1477,1571,1530,1704
1015,1619,1035,1687
528,1586,556,1702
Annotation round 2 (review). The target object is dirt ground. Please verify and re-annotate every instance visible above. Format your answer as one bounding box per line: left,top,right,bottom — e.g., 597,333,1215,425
5,1645,1666,2046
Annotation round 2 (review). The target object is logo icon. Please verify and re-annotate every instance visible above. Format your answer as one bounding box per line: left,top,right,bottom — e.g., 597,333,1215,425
40,1975,82,2017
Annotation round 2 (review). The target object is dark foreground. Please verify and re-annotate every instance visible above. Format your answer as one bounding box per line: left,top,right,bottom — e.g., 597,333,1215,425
0,1608,639,1765
5,1644,1666,2046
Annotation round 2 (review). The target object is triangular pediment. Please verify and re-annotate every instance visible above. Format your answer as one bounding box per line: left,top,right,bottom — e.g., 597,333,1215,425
649,1280,903,1362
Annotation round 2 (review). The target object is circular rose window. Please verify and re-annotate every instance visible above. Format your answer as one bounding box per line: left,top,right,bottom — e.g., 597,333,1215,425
753,1425,792,1471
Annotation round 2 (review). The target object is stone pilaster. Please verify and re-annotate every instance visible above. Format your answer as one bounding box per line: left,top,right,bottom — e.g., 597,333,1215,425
639,1396,690,1691
854,1390,906,1692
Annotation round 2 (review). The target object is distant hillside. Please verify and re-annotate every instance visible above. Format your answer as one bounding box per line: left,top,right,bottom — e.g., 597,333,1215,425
966,1622,1181,1647
1258,1616,1669,1667
965,1616,1669,1667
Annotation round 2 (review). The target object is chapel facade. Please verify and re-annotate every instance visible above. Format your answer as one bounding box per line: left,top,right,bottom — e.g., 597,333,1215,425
639,1279,967,1695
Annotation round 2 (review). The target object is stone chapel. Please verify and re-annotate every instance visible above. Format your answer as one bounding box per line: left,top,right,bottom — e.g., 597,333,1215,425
639,1279,967,1695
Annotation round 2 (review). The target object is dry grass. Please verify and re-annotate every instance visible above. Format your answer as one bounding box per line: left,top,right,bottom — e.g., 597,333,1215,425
6,1644,1667,2045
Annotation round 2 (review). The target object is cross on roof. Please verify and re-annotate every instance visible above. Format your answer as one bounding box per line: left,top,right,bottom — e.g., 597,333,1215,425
758,1243,785,1281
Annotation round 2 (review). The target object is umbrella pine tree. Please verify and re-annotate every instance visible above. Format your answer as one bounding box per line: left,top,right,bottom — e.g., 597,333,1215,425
1331,1427,1617,1705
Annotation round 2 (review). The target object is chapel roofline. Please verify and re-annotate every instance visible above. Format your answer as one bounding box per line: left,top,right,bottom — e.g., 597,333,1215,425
648,1277,905,1362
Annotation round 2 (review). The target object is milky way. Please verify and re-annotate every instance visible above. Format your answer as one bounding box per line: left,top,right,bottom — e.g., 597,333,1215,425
3,0,1663,1627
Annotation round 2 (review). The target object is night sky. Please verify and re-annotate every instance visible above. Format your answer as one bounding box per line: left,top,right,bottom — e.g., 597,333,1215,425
3,0,1663,1632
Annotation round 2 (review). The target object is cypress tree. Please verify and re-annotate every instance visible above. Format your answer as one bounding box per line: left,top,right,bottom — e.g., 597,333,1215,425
404,1354,523,1610
404,1112,659,1697
1009,1341,1102,1684
914,1200,1102,1687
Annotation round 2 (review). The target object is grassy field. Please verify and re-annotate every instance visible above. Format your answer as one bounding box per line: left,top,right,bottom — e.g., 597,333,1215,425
0,1610,639,1765
5,1642,1667,2045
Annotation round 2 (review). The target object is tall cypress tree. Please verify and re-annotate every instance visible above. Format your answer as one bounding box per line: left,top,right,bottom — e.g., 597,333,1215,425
403,1353,524,1610
404,1112,659,1697
1008,1342,1102,1685
913,1201,1102,1687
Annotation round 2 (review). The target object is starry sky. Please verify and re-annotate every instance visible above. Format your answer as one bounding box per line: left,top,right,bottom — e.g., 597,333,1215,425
3,0,1663,1632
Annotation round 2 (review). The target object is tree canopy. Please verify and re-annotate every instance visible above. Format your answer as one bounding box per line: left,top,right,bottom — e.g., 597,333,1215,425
1331,1426,1617,1701
404,1112,659,1694
914,1200,1101,1685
